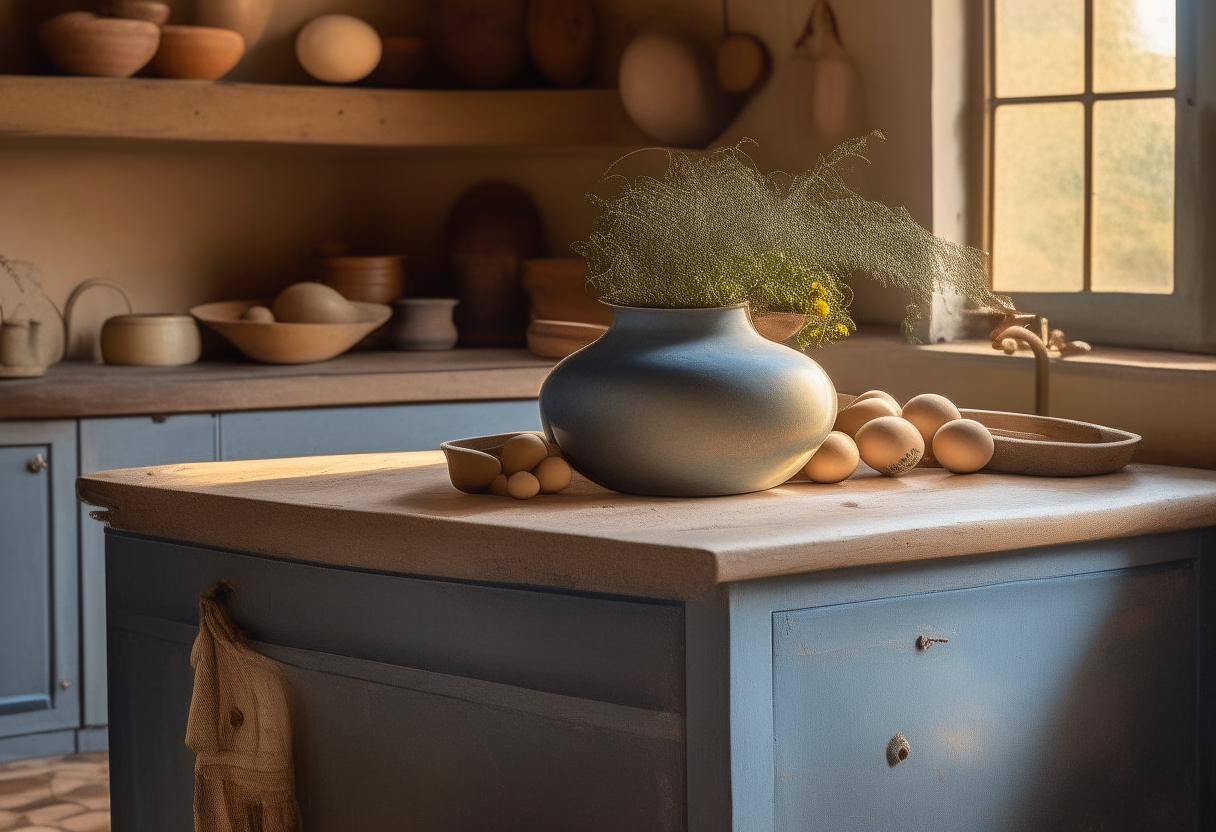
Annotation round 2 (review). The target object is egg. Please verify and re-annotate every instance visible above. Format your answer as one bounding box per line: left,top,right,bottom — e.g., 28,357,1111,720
507,470,541,499
933,418,994,474
802,431,859,483
833,397,900,438
852,389,902,416
533,456,572,493
296,14,382,84
902,393,962,455
242,305,275,323
488,474,510,497
619,21,724,146
501,433,549,476
272,282,361,324
855,416,924,476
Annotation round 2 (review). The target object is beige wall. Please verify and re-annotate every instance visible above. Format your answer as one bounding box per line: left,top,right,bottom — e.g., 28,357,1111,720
1,0,940,354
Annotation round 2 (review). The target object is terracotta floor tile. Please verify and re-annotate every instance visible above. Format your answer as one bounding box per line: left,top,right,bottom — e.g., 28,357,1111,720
0,754,109,832
0,776,53,810
24,804,86,825
57,811,109,832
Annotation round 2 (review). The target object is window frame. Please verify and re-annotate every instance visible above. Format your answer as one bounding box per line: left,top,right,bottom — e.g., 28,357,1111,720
980,0,1212,353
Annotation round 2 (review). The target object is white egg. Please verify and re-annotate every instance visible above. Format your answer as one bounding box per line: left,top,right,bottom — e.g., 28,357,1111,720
855,416,924,477
833,397,900,438
802,431,859,483
507,471,541,499
296,14,382,84
933,418,994,474
501,433,549,476
902,393,962,454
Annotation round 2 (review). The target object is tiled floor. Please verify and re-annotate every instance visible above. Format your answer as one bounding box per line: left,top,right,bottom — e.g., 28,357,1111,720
0,752,109,832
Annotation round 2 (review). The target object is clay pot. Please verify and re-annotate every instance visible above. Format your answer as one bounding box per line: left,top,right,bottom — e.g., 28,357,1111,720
427,0,528,88
320,256,406,304
38,11,160,77
193,0,274,50
100,314,202,366
389,298,459,351
521,258,610,326
152,24,244,80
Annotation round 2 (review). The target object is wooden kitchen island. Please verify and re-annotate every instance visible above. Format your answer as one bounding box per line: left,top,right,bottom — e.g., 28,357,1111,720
77,455,1216,832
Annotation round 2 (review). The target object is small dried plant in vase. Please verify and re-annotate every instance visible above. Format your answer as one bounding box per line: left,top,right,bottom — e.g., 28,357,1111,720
539,133,1013,498
573,130,1011,348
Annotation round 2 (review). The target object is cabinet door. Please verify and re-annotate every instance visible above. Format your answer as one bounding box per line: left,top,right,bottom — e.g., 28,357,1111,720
773,563,1197,832
0,422,78,744
219,400,541,461
79,414,218,728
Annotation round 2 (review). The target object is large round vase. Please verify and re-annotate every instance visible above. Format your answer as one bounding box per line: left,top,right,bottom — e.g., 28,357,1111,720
539,305,837,496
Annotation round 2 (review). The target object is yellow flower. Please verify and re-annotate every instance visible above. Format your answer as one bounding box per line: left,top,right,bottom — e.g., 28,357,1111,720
811,281,824,294
836,323,849,336
814,298,830,318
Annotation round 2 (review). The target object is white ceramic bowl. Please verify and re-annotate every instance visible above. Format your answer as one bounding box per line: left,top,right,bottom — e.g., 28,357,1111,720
100,314,202,366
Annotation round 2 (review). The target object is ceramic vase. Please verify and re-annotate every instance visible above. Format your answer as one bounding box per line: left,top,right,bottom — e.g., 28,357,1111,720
539,304,837,496
390,298,460,351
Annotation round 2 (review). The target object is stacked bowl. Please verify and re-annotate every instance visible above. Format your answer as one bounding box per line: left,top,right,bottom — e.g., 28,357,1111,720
320,256,407,304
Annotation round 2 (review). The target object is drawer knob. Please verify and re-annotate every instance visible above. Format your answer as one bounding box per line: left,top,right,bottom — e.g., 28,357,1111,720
26,453,48,473
916,635,949,650
886,732,911,766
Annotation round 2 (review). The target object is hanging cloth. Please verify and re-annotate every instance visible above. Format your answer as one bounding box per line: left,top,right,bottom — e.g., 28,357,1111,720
185,582,303,832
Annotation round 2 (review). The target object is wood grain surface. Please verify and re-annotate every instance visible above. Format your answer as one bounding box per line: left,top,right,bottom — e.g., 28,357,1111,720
0,350,553,420
77,452,1216,600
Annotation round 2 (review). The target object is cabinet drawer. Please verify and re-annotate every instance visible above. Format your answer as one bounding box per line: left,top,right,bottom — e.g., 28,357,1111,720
219,400,540,461
773,563,1197,832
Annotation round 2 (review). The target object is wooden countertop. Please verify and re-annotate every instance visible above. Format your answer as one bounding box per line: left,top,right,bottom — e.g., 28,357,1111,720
77,453,1216,601
0,350,555,420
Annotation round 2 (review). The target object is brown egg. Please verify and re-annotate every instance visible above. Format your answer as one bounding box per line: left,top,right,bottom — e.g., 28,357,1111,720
833,397,900,438
533,456,572,493
501,433,549,476
853,389,902,416
507,470,541,499
272,282,361,323
802,431,859,483
488,474,510,496
902,393,962,453
855,416,924,477
933,418,995,474
241,305,275,323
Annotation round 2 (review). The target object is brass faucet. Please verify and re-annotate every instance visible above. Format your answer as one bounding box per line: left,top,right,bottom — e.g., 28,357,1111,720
991,312,1091,416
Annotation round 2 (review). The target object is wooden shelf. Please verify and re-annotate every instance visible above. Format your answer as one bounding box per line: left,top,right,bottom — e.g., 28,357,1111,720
0,75,649,148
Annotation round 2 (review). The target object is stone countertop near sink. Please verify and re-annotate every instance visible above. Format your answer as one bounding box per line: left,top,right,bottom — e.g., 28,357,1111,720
0,350,556,421
77,452,1216,601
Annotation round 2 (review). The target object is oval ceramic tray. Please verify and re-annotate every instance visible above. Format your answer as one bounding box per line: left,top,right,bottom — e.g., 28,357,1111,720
959,409,1140,477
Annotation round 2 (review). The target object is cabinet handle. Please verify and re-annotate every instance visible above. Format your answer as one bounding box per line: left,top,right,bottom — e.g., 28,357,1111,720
26,453,48,473
886,732,911,766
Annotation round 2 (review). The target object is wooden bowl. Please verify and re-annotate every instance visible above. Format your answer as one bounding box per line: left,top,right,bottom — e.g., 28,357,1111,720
320,256,406,303
190,300,391,364
525,319,607,358
960,409,1141,477
38,11,160,77
152,24,245,80
100,314,201,366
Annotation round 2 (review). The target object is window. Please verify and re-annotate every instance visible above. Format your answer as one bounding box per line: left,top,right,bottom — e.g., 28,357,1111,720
982,0,1211,351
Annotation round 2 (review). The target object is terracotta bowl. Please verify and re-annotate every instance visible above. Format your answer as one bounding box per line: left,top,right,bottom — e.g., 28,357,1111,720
38,11,160,77
191,300,392,364
320,255,406,303
153,24,245,80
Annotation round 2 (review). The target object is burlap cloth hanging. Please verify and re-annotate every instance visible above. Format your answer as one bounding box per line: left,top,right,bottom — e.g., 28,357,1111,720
185,582,303,832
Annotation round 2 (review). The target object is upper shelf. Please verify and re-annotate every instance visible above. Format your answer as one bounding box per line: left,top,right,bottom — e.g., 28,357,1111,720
0,75,650,149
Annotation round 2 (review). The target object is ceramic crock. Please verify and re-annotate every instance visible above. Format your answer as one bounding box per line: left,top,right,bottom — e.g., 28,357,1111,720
538,304,837,496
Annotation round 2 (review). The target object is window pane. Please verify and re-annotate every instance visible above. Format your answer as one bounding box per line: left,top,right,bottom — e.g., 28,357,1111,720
992,103,1085,293
995,0,1084,98
1091,98,1174,293
1093,0,1176,93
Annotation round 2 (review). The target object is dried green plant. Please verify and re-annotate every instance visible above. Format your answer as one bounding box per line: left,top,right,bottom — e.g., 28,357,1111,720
573,131,1013,348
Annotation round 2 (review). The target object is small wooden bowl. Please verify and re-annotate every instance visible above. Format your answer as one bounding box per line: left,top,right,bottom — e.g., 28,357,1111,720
100,314,201,366
190,300,391,364
38,11,160,77
152,25,245,81
321,255,406,303
525,319,607,358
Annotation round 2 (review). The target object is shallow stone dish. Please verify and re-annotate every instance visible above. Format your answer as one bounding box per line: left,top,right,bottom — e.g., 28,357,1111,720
191,299,391,364
961,409,1141,477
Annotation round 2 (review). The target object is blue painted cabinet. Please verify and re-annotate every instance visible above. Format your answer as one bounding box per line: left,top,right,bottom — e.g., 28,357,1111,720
0,421,79,762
